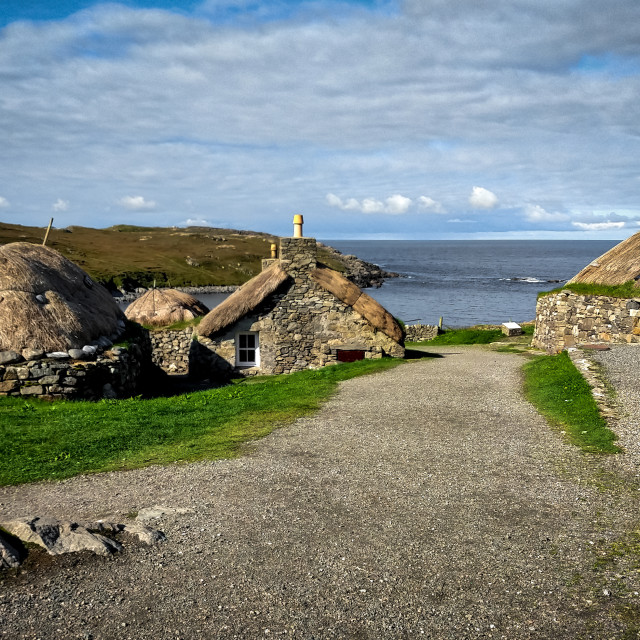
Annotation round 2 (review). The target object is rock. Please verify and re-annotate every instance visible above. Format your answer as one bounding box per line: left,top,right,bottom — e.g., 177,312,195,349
82,345,98,355
68,349,85,360
0,531,23,568
21,348,45,361
0,380,19,393
0,517,122,557
0,350,22,365
88,521,166,545
102,383,117,399
46,351,70,359
97,336,113,349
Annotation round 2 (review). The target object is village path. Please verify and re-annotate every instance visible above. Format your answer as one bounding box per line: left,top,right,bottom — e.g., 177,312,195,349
1,346,639,639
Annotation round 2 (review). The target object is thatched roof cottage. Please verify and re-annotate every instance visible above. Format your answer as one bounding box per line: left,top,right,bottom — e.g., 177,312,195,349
0,242,153,400
0,242,124,353
533,232,640,352
125,288,209,328
193,217,404,377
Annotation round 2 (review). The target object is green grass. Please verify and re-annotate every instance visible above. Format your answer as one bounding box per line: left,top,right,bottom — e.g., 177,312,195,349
539,280,639,300
0,357,407,486
408,326,503,346
523,351,621,454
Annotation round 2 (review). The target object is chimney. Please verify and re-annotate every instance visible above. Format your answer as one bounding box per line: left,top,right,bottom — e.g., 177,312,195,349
279,214,316,276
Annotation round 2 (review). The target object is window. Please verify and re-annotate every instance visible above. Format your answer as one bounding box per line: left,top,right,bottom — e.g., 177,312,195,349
236,332,259,367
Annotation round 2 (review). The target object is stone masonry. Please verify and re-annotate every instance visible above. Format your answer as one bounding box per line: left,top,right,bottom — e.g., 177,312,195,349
149,328,193,374
192,237,404,379
533,290,640,353
404,324,440,342
0,332,153,400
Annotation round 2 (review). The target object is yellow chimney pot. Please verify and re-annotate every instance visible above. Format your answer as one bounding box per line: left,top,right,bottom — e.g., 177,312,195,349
293,214,304,238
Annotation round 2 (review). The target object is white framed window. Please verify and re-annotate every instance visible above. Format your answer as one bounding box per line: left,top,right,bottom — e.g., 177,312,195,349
236,332,260,367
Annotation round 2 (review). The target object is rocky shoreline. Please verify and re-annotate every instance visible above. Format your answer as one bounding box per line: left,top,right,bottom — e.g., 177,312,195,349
113,243,398,302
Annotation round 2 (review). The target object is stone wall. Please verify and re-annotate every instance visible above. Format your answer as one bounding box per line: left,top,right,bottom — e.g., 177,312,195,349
192,237,404,379
533,291,640,353
405,324,440,342
149,328,193,373
0,332,154,400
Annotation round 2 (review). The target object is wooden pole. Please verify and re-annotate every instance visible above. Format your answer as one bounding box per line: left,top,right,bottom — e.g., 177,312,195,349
42,218,54,246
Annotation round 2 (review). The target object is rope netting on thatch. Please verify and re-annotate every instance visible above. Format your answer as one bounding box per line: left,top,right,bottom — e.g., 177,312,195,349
125,289,209,327
569,231,640,287
197,262,289,337
311,266,404,342
0,242,124,352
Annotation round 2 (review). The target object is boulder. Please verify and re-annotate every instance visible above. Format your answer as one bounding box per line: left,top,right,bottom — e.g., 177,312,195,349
0,350,22,365
0,517,122,557
0,531,23,568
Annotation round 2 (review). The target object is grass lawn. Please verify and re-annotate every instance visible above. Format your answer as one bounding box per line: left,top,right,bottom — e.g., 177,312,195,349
0,357,408,486
407,324,535,347
523,351,621,454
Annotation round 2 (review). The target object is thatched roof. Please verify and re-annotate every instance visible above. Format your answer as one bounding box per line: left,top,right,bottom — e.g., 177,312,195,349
197,262,289,337
0,242,124,352
125,289,209,327
568,232,640,287
311,267,404,342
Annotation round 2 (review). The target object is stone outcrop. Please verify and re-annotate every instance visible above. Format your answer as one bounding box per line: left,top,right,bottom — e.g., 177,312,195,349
0,517,165,567
317,242,399,289
533,291,640,353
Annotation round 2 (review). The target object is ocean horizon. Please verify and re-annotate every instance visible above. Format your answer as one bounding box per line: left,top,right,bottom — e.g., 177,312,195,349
324,239,617,327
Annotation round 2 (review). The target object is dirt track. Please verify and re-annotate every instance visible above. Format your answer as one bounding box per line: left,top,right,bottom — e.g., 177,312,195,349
1,347,639,639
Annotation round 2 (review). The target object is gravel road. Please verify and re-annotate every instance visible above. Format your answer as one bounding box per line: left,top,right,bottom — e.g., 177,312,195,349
1,347,639,639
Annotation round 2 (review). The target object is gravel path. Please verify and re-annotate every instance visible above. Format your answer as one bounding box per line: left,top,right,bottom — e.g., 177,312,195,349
588,343,640,468
1,347,639,639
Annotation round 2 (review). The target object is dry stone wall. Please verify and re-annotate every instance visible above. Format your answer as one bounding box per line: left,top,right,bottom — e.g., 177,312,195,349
0,332,154,400
405,324,440,342
533,291,640,353
149,328,193,373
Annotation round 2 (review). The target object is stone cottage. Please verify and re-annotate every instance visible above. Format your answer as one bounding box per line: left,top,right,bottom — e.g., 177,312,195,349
193,217,404,377
0,242,153,399
533,232,640,352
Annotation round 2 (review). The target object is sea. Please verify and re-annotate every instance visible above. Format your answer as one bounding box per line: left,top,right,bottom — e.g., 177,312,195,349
324,240,617,328
135,240,617,329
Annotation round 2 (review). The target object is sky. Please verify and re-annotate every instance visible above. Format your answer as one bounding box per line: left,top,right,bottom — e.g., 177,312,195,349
1,0,640,240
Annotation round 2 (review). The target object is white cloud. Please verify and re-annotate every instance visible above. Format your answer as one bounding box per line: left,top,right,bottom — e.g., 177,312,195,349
118,195,157,211
418,196,445,213
52,198,69,211
326,193,413,214
0,197,9,208
2,1,640,238
182,218,213,226
572,221,626,231
384,195,412,214
469,186,498,210
524,204,569,223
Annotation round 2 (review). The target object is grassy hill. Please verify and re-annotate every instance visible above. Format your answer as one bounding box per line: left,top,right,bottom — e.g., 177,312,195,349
0,222,348,289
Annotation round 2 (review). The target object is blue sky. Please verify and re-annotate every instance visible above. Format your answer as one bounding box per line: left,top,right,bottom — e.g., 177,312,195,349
1,0,640,239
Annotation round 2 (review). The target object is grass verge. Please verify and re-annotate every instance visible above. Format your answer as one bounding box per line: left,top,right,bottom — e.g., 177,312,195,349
522,351,621,454
539,280,639,300
407,325,534,347
0,357,408,486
